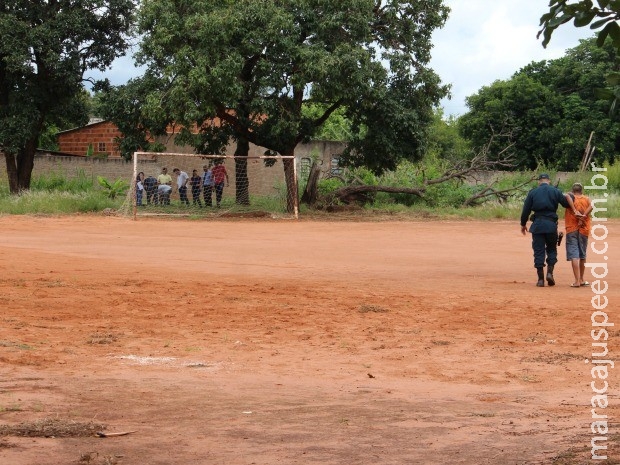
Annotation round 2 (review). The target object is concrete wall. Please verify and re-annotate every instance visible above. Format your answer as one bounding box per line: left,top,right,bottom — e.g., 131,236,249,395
0,140,346,200
0,153,133,184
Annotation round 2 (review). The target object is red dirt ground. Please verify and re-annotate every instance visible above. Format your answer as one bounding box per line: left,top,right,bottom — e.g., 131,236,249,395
0,216,618,465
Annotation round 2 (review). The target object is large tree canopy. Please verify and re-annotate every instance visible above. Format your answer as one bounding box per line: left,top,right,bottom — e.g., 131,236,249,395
0,0,135,193
458,37,620,170
112,0,449,208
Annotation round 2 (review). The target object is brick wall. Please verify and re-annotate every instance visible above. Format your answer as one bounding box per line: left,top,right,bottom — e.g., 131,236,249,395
57,121,122,158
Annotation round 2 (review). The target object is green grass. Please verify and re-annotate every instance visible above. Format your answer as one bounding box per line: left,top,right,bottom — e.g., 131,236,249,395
1,168,619,219
30,168,94,193
356,192,620,221
0,189,121,215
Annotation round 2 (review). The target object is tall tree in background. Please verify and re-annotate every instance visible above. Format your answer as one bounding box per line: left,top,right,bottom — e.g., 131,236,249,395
0,0,135,193
129,0,449,210
459,38,620,170
539,1,620,115
426,108,470,162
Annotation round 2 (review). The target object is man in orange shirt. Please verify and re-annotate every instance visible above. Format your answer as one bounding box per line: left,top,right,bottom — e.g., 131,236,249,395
565,183,592,287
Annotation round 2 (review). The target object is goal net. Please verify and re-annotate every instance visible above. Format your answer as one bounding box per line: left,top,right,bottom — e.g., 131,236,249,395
122,152,299,219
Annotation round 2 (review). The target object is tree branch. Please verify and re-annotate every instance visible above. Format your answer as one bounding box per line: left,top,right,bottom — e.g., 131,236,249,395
462,175,537,206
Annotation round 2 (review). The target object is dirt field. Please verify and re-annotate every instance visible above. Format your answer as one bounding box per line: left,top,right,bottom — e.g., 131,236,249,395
0,216,618,465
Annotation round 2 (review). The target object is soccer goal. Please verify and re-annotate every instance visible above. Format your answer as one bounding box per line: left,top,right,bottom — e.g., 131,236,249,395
122,152,299,219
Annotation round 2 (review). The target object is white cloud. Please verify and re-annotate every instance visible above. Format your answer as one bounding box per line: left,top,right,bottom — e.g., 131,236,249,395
431,0,594,116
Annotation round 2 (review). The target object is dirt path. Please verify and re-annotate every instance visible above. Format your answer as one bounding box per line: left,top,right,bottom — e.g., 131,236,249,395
0,216,618,464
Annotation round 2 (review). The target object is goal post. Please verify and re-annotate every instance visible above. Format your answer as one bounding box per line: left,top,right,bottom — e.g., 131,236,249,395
123,152,299,219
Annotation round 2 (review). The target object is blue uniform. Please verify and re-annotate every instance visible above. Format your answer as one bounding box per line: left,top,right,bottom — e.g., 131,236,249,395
520,183,569,268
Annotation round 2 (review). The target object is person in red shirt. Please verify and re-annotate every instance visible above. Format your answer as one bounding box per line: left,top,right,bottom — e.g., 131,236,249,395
564,183,592,287
211,159,229,208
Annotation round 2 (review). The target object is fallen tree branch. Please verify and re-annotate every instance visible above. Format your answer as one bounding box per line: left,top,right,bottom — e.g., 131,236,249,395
328,184,426,204
425,143,516,186
462,175,536,206
320,133,520,208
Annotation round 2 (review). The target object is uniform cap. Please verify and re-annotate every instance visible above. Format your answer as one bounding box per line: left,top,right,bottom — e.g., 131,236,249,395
537,173,550,180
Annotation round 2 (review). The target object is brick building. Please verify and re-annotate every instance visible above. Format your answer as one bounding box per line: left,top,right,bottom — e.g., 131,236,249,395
56,120,123,158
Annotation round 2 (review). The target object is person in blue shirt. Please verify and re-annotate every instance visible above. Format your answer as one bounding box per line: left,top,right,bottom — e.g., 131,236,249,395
202,163,214,207
520,173,579,287
143,174,158,205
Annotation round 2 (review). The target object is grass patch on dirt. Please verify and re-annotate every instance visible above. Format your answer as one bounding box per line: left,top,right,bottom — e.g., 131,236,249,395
87,332,119,345
0,340,33,350
359,304,388,313
0,418,106,438
523,352,583,364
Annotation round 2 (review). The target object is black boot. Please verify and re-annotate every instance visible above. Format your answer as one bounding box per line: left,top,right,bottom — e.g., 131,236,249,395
546,264,555,287
536,267,545,287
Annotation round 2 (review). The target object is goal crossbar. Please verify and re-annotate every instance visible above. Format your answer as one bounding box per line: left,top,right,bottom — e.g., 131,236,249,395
134,152,295,160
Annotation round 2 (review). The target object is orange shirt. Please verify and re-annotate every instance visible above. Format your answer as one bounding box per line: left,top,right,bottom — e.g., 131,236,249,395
565,195,591,235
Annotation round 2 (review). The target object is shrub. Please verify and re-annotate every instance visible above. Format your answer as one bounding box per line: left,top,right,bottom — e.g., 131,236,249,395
604,160,620,192
317,177,345,197
97,176,129,199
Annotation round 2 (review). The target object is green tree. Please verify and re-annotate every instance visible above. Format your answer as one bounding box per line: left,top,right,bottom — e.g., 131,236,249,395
538,0,620,51
95,77,171,160
38,88,97,151
459,38,620,170
538,1,620,115
459,75,564,169
426,109,470,162
0,0,136,193
126,0,449,210
302,104,352,142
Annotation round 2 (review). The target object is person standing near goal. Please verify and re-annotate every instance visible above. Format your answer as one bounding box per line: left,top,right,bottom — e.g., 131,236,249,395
189,169,203,207
211,159,229,208
143,174,158,205
157,167,173,206
173,168,190,206
136,172,145,207
202,163,214,207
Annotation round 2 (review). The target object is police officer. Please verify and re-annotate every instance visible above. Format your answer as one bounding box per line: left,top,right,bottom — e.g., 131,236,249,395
520,173,578,287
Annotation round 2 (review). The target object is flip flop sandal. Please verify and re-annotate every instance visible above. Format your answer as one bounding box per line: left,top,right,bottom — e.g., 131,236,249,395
570,283,580,288
581,281,590,286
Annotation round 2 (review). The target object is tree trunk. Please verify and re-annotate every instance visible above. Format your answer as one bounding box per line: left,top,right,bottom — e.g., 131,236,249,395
300,160,321,206
4,151,19,194
4,137,37,194
234,137,250,205
281,150,298,214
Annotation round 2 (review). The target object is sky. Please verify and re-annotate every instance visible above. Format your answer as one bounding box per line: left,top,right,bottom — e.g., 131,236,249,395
87,0,596,117
430,0,594,116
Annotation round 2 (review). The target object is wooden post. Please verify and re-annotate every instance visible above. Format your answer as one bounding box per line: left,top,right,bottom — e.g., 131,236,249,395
580,131,595,172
